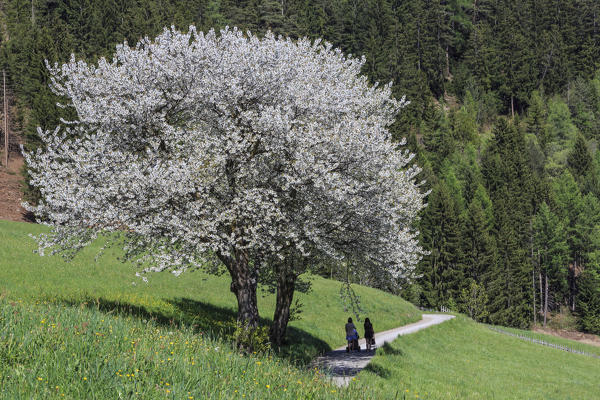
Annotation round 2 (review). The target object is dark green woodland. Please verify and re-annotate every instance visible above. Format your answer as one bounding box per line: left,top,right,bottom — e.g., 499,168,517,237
2,0,600,333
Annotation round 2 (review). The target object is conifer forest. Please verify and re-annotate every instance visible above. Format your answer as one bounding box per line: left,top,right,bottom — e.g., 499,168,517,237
3,0,600,333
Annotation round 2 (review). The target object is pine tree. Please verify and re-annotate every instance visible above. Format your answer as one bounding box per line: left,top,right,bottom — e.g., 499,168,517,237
482,119,535,327
462,184,496,285
576,267,600,334
533,202,570,326
526,90,549,148
567,133,593,181
418,181,465,308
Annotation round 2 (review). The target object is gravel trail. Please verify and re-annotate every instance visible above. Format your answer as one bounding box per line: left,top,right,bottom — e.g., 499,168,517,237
312,314,455,386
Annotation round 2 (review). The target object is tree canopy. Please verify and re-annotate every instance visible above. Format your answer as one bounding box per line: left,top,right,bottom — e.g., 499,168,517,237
23,26,426,342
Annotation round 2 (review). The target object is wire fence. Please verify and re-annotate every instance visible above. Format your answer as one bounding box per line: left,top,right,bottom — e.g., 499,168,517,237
488,326,600,359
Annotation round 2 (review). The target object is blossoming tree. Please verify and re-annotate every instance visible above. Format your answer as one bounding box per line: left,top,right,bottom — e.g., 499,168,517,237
24,26,426,340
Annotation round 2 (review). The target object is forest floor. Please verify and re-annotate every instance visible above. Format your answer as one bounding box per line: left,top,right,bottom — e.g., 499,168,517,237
0,154,28,222
534,326,600,347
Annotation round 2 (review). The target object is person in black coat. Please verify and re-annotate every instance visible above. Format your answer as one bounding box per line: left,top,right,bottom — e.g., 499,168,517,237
364,317,375,350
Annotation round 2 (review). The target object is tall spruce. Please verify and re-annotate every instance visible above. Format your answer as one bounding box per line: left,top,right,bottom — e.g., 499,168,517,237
482,119,535,327
418,180,464,308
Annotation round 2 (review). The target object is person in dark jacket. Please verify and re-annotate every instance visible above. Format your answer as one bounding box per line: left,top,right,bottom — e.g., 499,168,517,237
364,317,375,350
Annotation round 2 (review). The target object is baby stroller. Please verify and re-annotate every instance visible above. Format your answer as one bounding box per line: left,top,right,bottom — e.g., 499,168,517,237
346,329,361,352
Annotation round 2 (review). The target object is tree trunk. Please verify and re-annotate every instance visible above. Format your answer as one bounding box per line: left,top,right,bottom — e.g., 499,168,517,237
539,271,543,315
445,46,450,78
531,226,536,325
570,259,576,312
269,268,297,346
533,265,537,325
219,249,260,330
543,272,548,327
511,95,515,119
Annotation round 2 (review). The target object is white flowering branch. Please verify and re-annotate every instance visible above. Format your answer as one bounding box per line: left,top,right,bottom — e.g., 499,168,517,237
24,26,426,330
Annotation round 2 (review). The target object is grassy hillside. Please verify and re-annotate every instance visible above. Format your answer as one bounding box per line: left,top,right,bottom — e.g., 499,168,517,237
0,298,354,399
353,315,600,399
0,220,419,363
3,219,600,399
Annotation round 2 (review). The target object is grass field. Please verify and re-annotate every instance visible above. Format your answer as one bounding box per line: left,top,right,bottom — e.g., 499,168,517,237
0,298,353,399
354,315,600,399
3,219,600,399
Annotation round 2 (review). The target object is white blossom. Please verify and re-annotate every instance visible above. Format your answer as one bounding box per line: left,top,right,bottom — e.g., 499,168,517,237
24,26,426,283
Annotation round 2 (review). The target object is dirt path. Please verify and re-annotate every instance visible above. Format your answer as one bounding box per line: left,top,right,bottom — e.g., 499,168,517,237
0,155,29,222
313,314,455,386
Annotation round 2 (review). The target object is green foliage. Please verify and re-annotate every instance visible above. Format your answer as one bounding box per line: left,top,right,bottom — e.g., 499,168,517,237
527,90,549,147
481,119,535,327
533,202,570,303
577,268,600,334
462,186,496,286
418,181,464,308
231,322,272,354
459,281,489,322
451,95,478,143
568,133,594,180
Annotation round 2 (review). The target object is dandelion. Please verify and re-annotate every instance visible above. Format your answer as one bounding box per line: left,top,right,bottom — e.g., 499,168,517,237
83,377,87,381
37,377,43,381
266,385,270,389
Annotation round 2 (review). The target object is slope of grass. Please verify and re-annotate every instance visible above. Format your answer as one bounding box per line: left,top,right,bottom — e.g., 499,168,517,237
354,315,600,399
0,220,420,364
0,298,357,399
5,219,600,399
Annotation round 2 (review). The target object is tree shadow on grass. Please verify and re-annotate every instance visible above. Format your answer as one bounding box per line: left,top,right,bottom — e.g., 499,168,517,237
363,362,391,379
62,296,331,365
377,341,404,356
170,297,333,364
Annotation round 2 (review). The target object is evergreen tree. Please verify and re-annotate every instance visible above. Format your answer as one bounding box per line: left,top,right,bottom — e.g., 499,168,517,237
418,181,464,308
533,202,570,325
462,184,496,286
576,267,600,334
482,119,535,327
526,90,549,148
567,133,593,181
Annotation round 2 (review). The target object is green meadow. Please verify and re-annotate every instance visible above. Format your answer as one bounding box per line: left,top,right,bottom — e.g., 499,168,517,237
2,219,599,399
355,315,600,399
